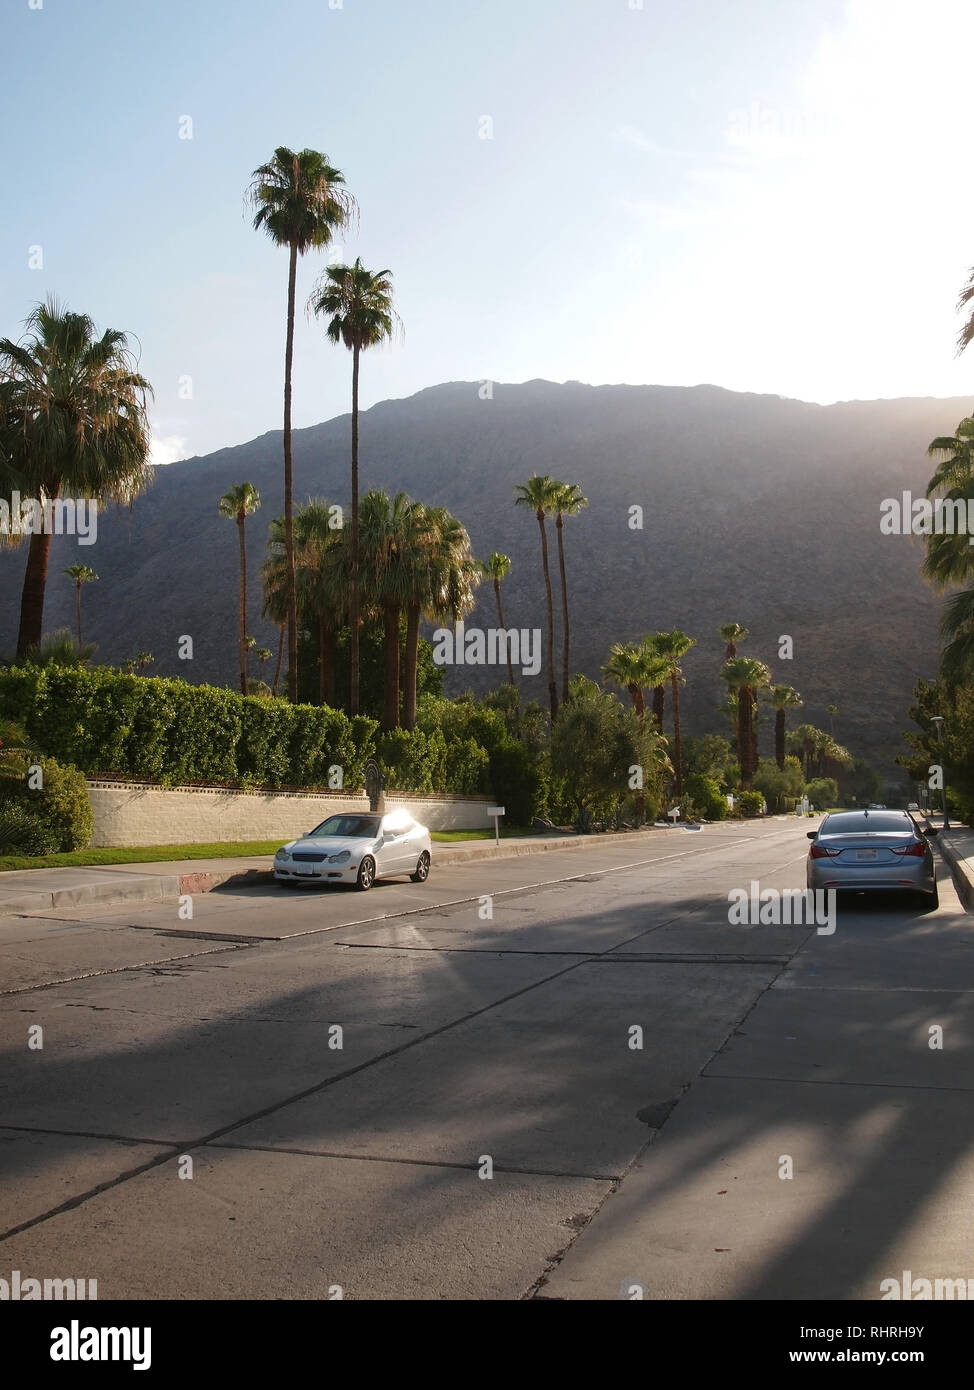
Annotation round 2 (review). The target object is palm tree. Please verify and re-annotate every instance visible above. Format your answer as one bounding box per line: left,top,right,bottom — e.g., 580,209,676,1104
514,474,561,719
309,258,400,718
955,271,974,356
219,482,261,695
359,489,417,731
787,722,820,782
653,630,696,797
0,298,152,657
249,147,355,703
552,481,588,702
262,505,348,706
722,657,771,788
638,632,668,730
826,702,840,737
256,647,272,677
63,564,98,647
402,504,478,730
768,685,803,770
480,552,515,687
719,623,749,661
602,640,668,823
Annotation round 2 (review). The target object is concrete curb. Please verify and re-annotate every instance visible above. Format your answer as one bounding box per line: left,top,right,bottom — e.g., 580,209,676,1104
933,830,974,910
0,826,689,916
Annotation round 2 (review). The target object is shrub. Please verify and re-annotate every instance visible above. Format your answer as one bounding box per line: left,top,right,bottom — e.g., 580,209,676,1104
805,777,838,809
684,773,727,821
737,789,765,818
0,802,59,856
3,757,93,851
489,740,544,826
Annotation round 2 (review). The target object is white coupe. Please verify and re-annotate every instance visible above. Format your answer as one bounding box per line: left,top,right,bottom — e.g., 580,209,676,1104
274,811,432,891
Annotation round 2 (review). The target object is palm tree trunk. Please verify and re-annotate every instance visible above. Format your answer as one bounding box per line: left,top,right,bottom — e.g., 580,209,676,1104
737,692,750,788
383,600,400,731
75,581,83,648
16,527,54,658
671,669,683,797
237,512,248,695
318,618,335,706
403,600,420,730
775,709,785,770
283,241,299,703
349,343,361,716
536,510,557,719
272,622,285,697
556,512,571,704
494,580,515,687
652,683,665,730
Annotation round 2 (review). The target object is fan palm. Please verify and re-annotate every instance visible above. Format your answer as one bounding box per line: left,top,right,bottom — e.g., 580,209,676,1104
63,564,99,648
552,481,588,702
722,657,771,788
653,630,696,797
0,298,152,657
719,623,749,661
514,474,561,718
219,482,261,694
480,553,515,686
249,147,355,702
309,258,400,718
359,489,418,730
768,685,803,770
402,504,478,730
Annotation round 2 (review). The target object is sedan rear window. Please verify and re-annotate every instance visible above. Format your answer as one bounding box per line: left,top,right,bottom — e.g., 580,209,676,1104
820,812,915,835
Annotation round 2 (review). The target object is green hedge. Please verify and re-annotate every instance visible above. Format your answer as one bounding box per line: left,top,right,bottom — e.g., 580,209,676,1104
0,756,94,851
0,665,375,791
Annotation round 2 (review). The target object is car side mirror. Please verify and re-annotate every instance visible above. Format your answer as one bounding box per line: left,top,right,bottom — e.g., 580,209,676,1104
806,831,817,840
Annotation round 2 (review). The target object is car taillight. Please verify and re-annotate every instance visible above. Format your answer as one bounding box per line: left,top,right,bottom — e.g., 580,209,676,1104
809,843,841,858
892,842,926,857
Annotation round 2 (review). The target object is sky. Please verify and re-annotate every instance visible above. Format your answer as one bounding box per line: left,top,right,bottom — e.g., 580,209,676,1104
3,0,974,464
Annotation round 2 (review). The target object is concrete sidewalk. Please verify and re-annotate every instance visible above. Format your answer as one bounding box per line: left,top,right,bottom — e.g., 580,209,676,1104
0,825,690,918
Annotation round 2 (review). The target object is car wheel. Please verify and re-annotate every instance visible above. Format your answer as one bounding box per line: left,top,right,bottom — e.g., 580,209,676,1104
356,856,376,891
411,851,431,883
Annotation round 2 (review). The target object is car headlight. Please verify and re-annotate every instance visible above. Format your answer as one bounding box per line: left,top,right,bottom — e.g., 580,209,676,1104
275,849,291,862
329,851,351,864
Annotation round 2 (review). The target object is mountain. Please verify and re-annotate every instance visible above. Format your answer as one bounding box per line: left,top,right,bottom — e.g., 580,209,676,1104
2,378,970,777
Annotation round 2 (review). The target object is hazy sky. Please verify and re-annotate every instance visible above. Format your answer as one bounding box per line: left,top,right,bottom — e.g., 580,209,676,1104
4,0,974,464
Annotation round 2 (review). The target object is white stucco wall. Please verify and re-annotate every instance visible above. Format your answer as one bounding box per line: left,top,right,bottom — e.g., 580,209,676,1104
86,782,494,848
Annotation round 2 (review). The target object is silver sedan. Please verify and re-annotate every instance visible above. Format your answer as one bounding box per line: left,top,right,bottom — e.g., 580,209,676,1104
806,810,937,905
274,811,432,891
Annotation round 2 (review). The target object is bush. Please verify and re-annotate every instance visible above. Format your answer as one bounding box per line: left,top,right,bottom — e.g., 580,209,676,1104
684,773,727,821
0,802,59,856
737,789,765,818
489,740,544,826
2,757,93,851
805,777,838,809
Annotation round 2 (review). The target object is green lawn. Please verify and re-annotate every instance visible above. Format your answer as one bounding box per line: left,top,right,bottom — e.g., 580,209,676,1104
430,827,537,843
0,841,283,873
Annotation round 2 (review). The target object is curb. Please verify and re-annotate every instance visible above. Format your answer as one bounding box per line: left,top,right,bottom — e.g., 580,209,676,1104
933,831,974,910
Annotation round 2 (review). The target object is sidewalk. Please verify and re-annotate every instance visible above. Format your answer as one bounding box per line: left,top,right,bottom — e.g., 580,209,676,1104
929,817,974,908
0,826,678,918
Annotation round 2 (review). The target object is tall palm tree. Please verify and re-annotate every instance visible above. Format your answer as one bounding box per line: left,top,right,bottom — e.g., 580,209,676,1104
719,623,749,661
552,481,588,702
219,482,261,694
514,474,561,719
786,721,820,782
722,657,771,788
309,258,400,718
63,564,99,647
402,504,478,730
653,630,696,797
359,489,416,731
955,271,974,356
249,147,355,703
0,299,152,657
602,642,651,723
638,632,668,730
480,552,515,687
768,685,803,770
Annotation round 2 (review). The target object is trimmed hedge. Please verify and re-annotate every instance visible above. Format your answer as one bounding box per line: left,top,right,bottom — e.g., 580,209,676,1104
0,666,376,791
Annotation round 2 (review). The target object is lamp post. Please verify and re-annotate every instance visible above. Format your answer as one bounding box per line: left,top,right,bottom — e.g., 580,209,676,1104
931,716,949,831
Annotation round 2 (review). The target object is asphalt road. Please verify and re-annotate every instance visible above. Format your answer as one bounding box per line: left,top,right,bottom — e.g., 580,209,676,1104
1,817,970,1300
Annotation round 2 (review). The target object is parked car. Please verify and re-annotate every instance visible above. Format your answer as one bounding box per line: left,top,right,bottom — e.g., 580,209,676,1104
806,809,937,905
274,811,432,891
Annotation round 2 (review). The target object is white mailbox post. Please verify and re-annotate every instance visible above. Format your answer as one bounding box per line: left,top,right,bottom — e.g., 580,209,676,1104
487,805,505,846
667,807,681,826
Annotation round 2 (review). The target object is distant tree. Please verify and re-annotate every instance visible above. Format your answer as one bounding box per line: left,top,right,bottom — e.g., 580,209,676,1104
768,685,803,770
249,146,355,702
719,623,749,661
552,675,666,822
219,482,261,694
826,702,840,737
653,629,696,797
552,481,588,702
515,474,561,720
481,553,515,687
722,657,771,788
63,564,99,647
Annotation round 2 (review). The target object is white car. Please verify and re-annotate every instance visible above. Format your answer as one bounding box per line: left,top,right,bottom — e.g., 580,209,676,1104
274,811,431,891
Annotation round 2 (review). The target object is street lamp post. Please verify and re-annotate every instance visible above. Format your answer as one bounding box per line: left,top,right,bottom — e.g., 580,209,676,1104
931,716,950,831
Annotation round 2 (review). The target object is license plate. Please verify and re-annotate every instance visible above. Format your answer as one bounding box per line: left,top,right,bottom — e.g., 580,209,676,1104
295,862,316,876
856,849,878,861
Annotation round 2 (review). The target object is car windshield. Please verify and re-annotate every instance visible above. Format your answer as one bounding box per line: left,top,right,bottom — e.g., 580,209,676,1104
307,815,380,839
820,812,914,836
